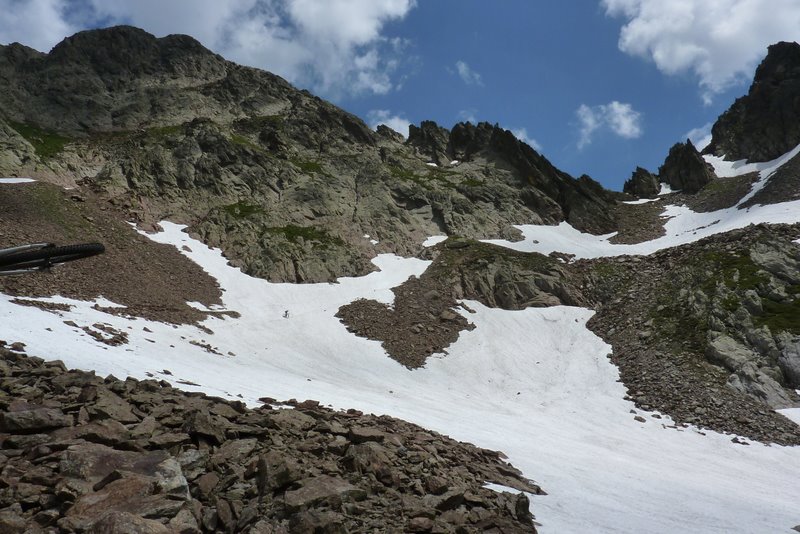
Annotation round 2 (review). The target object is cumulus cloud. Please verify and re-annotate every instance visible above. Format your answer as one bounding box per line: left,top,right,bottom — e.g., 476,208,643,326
510,128,542,152
367,109,411,137
683,122,713,150
0,0,76,52
454,60,482,85
602,0,800,102
0,0,417,97
576,101,643,149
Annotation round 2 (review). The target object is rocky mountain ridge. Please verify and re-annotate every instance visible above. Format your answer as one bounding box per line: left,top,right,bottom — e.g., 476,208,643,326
2,25,800,533
0,25,620,284
704,41,800,162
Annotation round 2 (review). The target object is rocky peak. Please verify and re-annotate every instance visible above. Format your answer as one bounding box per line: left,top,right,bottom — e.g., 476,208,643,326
623,166,660,198
46,26,224,81
407,120,451,164
752,41,800,85
659,140,716,194
704,41,800,162
447,121,495,160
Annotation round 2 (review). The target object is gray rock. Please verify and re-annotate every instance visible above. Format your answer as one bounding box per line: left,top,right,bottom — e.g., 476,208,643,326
727,362,793,408
258,450,303,493
750,242,800,284
283,475,367,513
1,407,72,433
89,389,139,423
182,410,227,444
707,335,755,371
776,332,800,387
85,511,170,533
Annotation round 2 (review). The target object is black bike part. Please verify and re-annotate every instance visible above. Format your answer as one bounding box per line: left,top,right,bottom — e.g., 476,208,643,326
0,243,105,270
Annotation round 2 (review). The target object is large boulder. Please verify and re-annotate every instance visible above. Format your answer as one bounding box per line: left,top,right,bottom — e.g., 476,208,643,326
658,140,716,194
623,167,660,198
704,41,800,162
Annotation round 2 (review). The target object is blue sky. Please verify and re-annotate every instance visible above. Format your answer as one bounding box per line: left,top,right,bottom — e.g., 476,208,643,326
2,0,800,190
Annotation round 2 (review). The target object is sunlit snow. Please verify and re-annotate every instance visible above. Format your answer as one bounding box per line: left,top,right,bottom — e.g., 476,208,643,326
486,144,800,258
422,235,447,247
2,144,800,533
0,177,35,183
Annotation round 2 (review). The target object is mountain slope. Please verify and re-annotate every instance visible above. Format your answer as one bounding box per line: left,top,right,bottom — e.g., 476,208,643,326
0,26,619,283
3,27,800,534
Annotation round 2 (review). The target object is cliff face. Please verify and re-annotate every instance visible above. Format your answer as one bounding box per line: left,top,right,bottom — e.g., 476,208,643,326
704,41,800,162
0,26,620,283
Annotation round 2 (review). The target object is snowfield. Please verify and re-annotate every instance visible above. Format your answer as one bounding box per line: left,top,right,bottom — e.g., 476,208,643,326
2,145,800,533
485,143,800,259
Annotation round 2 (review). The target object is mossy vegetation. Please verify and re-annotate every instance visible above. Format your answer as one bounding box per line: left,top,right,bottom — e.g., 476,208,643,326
290,158,323,174
388,164,464,189
233,115,284,132
8,121,70,159
146,124,183,139
695,251,769,293
230,134,262,152
756,299,800,334
222,202,263,219
658,249,800,338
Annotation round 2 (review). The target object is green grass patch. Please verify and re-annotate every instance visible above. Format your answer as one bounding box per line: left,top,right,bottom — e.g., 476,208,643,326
290,158,323,174
721,294,741,312
756,298,800,334
146,124,183,139
8,121,70,159
696,251,769,293
388,165,419,181
222,202,263,219
230,134,262,151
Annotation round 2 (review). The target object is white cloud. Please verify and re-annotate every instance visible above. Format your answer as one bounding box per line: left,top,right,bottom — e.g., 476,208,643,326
454,60,482,86
458,109,478,123
510,128,542,152
0,0,417,97
576,101,643,149
367,109,410,138
683,122,713,150
0,0,76,52
602,0,800,102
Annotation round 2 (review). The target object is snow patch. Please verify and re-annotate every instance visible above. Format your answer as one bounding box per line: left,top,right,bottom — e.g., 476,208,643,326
486,144,800,259
0,177,35,184
659,182,676,195
422,235,448,248
622,197,659,205
778,408,800,427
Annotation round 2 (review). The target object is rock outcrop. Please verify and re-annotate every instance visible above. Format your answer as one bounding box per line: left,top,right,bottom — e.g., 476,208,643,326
338,238,586,368
704,41,800,162
577,223,800,445
622,167,660,198
658,140,716,194
0,346,541,533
